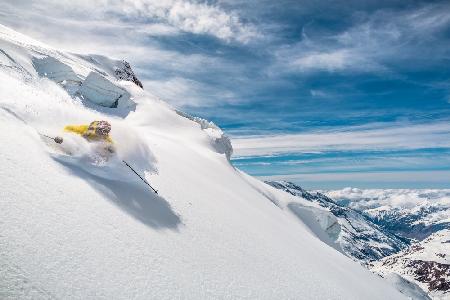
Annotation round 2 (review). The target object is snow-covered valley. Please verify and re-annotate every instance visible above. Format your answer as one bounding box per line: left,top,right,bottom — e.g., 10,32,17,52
0,24,412,299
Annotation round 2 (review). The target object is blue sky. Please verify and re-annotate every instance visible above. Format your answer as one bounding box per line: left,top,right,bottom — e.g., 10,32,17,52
2,0,450,188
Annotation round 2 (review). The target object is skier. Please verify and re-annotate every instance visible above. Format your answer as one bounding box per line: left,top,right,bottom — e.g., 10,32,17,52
50,120,157,193
54,120,115,154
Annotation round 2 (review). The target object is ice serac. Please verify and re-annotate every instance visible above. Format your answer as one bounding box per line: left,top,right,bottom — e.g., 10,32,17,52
0,23,407,300
78,71,132,108
176,110,233,160
33,56,82,95
32,56,80,84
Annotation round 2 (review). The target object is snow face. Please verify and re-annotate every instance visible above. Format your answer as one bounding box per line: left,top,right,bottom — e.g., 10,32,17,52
0,24,407,299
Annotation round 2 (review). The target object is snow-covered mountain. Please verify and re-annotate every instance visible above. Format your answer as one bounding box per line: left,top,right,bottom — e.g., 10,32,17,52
0,24,407,299
371,230,450,299
269,182,450,299
322,188,450,299
325,188,450,241
266,181,409,262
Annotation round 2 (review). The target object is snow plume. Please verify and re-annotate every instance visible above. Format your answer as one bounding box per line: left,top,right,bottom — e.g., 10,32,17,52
109,121,157,174
0,71,156,177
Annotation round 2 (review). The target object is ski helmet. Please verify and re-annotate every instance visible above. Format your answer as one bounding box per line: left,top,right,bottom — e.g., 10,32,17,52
89,120,111,136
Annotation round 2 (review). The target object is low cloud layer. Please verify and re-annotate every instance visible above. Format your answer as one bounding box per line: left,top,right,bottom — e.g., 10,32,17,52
232,122,450,157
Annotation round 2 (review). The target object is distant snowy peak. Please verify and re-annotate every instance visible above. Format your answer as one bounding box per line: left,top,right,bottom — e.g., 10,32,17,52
266,181,408,262
371,230,450,299
324,188,450,241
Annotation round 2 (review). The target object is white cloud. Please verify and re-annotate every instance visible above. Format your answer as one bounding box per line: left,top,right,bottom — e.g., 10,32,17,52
324,186,450,213
23,0,259,43
132,23,180,36
232,122,450,157
162,0,258,43
292,50,350,72
142,77,235,107
274,2,450,74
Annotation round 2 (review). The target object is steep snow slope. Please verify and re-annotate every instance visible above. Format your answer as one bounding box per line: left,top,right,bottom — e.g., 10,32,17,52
267,181,408,262
372,230,450,299
0,24,406,299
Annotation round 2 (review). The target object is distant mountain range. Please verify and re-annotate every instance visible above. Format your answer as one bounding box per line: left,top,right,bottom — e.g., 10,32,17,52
266,181,408,262
267,182,450,299
325,188,450,241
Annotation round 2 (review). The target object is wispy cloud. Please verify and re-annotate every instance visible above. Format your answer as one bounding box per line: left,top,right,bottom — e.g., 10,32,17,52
260,171,450,189
232,121,450,157
143,77,235,107
273,2,450,75
13,0,259,44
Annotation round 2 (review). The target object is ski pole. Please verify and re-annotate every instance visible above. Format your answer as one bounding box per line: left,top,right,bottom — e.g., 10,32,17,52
122,160,158,194
39,133,63,144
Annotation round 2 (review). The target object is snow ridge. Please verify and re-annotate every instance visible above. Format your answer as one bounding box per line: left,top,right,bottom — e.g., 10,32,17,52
267,181,409,262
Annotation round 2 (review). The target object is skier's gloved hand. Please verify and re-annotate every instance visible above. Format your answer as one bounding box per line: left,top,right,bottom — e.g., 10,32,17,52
107,145,115,153
54,136,63,144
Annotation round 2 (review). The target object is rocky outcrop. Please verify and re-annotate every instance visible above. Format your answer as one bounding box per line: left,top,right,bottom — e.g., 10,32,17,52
409,260,450,292
114,60,143,89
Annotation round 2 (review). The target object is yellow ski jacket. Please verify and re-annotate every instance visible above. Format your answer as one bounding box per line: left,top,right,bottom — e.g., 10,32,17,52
64,124,113,143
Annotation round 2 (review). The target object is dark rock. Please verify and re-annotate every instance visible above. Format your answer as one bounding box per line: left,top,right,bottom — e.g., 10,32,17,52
114,60,143,89
407,260,450,292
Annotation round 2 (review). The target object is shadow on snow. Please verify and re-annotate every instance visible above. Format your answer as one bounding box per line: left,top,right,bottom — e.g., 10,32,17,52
55,157,182,230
